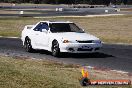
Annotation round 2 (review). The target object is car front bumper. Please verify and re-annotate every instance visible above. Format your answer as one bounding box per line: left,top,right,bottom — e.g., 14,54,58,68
59,43,102,53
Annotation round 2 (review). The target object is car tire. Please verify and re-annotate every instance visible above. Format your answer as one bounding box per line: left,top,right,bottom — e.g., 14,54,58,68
24,37,33,52
52,41,60,57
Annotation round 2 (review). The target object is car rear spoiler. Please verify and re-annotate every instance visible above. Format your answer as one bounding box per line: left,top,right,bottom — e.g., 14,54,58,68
25,25,34,30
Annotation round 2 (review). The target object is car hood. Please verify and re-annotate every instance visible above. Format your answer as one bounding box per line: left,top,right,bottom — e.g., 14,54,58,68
51,32,99,41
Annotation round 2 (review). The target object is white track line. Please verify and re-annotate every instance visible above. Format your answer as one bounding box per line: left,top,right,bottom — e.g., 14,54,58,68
0,36,19,39
84,65,129,74
34,14,124,18
111,70,129,74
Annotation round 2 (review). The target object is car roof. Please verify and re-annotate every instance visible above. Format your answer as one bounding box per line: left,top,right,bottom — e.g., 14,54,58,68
39,21,73,24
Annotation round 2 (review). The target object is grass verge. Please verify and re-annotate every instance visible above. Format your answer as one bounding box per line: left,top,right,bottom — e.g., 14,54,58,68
0,55,131,88
0,55,81,88
0,3,67,6
0,15,132,44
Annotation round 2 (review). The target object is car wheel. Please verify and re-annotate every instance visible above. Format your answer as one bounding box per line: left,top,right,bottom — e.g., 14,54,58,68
52,41,60,57
24,38,33,52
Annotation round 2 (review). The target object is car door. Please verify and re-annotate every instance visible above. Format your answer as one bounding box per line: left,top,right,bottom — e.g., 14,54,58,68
32,22,49,49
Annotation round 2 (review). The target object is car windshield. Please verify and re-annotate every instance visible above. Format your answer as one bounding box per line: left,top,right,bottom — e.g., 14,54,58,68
49,23,84,33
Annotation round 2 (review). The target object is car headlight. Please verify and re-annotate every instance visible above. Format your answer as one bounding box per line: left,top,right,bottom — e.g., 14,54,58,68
63,40,77,43
93,40,101,43
63,40,69,43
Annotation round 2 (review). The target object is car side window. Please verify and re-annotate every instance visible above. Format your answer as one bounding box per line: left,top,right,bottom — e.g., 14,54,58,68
33,22,49,32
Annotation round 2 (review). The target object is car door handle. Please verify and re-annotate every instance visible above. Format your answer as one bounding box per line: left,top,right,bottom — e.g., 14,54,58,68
35,34,39,35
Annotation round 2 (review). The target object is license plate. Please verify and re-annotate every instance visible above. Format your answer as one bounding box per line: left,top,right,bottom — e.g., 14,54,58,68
82,46,91,49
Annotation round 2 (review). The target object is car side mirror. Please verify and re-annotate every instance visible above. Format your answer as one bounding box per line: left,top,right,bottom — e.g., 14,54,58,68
42,29,48,33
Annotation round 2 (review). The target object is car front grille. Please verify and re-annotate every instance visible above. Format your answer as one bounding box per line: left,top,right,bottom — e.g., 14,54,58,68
76,40,93,43
77,48,93,51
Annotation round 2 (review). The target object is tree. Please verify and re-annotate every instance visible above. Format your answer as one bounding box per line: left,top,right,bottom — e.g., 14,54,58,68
0,0,132,4
33,0,41,4
123,0,128,5
103,0,111,6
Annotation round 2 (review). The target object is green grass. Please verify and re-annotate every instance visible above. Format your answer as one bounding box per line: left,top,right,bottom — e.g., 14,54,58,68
0,55,131,88
0,56,81,88
0,15,132,44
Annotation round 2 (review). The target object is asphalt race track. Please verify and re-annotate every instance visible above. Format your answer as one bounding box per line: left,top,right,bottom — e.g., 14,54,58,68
0,5,121,16
0,8,117,17
0,37,132,72
1,5,132,17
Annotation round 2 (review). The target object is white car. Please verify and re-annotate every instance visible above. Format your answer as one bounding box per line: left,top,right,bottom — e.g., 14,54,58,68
21,21,102,57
